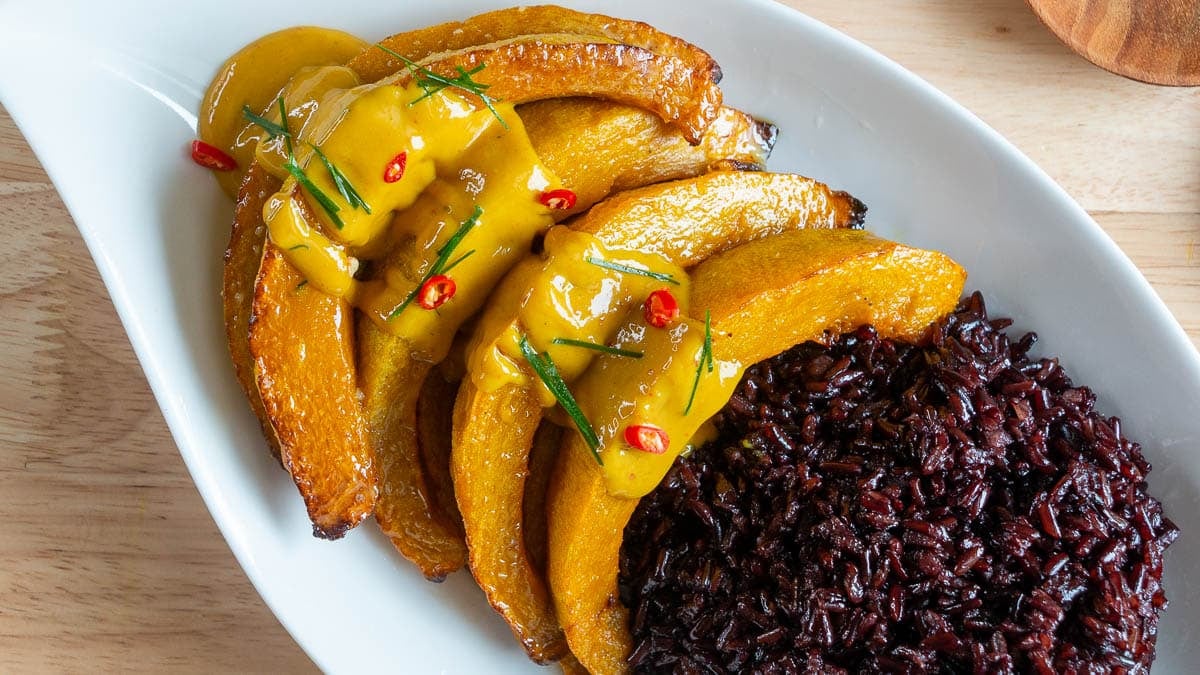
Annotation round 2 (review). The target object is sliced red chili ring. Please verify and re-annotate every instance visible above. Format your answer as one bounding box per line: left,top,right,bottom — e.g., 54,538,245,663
383,151,407,183
190,140,238,172
416,274,456,310
624,424,670,454
643,288,680,328
538,188,577,210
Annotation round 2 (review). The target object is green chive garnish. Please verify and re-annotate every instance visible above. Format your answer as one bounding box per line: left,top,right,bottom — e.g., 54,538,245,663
312,145,371,214
374,44,507,129
389,206,482,319
584,256,681,285
246,99,370,217
441,249,476,275
242,104,289,139
703,309,714,373
277,96,294,157
283,156,344,230
267,96,344,230
551,338,643,359
519,335,601,464
685,310,715,415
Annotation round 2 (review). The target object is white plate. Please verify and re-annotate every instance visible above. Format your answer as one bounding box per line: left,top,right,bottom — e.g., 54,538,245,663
2,0,1197,671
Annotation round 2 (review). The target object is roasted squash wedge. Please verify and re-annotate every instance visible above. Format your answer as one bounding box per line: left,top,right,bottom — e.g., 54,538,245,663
223,163,282,460
452,382,565,660
348,5,720,92
390,39,722,144
519,101,775,218
523,422,563,578
417,366,467,536
357,323,466,577
249,240,377,539
570,171,866,254
547,229,967,673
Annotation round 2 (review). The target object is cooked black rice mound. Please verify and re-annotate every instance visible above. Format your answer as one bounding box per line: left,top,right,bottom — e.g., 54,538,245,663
619,292,1178,674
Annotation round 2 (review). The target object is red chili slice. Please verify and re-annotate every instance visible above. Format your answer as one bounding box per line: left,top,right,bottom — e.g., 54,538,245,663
643,288,680,328
383,151,407,183
624,424,670,455
190,140,238,172
417,274,456,310
538,188,577,210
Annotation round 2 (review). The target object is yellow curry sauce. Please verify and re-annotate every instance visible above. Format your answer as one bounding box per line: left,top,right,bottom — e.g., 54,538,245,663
200,27,739,499
466,226,743,497
199,26,369,197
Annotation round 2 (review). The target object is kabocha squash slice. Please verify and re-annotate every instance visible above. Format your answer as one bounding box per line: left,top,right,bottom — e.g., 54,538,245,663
348,5,720,92
451,171,866,661
523,422,563,578
518,101,776,218
388,38,722,144
452,382,564,660
357,325,465,577
229,169,376,538
417,366,467,536
547,229,968,674
223,163,282,460
249,239,377,539
569,170,866,250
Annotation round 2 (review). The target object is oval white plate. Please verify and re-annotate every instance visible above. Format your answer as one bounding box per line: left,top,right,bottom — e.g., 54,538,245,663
1,0,1196,671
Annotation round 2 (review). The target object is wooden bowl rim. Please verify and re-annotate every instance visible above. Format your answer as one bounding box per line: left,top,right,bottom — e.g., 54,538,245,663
1026,0,1200,86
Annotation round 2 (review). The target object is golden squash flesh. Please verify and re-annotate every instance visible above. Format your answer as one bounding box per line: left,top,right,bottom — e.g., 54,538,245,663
223,163,282,460
248,241,377,539
348,5,720,92
389,39,722,144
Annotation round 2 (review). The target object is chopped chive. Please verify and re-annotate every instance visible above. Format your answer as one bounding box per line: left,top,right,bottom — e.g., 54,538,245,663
519,335,602,464
312,145,371,214
374,44,507,128
684,352,704,415
242,104,289,139
703,309,714,373
551,338,643,359
288,244,309,251
283,156,344,230
583,256,681,285
411,63,485,106
276,96,294,157
441,249,476,275
248,99,368,218
274,95,343,230
388,290,419,320
685,310,715,415
435,206,482,262
389,206,483,319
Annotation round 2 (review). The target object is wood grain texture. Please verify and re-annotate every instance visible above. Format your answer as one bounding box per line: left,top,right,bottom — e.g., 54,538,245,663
1028,0,1200,86
0,113,317,673
0,1,1196,670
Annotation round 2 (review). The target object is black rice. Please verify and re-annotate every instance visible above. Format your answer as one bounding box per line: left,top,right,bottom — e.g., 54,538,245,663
619,292,1178,674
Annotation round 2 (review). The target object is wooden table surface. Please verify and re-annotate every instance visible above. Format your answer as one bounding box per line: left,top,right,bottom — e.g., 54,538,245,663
1,1,1197,671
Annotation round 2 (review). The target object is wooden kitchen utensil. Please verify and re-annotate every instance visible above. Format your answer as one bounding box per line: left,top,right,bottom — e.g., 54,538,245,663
1027,0,1199,86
